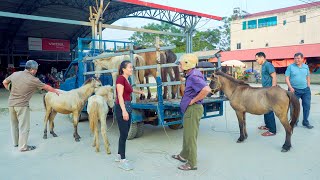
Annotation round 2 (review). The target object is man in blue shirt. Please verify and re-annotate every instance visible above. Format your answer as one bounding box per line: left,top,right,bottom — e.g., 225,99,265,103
256,52,277,136
285,52,313,129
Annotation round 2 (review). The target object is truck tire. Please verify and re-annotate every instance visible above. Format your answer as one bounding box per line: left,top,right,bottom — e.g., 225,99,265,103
135,122,144,138
79,112,89,122
127,123,138,140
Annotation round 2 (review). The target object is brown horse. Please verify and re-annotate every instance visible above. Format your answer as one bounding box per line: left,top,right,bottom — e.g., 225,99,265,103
43,77,102,142
135,47,180,99
209,71,300,152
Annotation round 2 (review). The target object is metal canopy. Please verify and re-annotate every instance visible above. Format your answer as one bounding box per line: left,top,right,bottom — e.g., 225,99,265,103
0,0,222,51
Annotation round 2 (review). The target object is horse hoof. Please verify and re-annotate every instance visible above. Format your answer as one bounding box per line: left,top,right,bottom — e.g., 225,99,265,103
50,132,58,137
237,139,244,143
107,151,111,154
281,148,289,152
75,138,80,142
43,135,47,139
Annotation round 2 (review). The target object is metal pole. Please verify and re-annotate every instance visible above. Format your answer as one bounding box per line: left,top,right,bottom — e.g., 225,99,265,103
98,20,102,50
130,43,136,103
0,11,185,37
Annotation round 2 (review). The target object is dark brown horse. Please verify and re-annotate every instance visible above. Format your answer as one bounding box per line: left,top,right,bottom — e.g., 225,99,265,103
135,46,180,99
209,71,300,152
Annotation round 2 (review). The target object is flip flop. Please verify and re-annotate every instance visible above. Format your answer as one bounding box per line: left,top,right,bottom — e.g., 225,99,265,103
171,154,187,163
20,145,36,152
261,131,275,136
178,163,197,171
258,126,269,130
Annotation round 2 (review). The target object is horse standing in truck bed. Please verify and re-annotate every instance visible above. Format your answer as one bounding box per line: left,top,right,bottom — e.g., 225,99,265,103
135,47,180,99
92,54,146,100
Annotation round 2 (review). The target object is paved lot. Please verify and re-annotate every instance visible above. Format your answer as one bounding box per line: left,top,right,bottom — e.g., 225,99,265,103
0,84,319,180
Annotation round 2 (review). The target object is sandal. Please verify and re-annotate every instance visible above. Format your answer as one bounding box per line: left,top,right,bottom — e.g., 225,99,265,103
172,154,187,163
20,145,36,152
261,131,275,136
178,163,197,171
258,126,269,130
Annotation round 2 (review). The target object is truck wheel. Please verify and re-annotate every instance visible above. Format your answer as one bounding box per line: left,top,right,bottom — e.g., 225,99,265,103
168,124,183,130
127,123,138,140
135,122,144,138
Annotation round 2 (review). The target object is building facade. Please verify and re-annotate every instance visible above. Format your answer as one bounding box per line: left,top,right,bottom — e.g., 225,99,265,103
231,2,320,50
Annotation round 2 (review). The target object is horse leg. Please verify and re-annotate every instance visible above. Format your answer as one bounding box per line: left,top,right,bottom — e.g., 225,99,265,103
235,111,246,143
276,112,292,152
243,112,248,139
94,126,100,152
92,131,96,147
43,107,52,139
161,68,168,99
73,112,81,142
168,68,178,99
100,114,111,154
49,111,58,137
146,77,152,99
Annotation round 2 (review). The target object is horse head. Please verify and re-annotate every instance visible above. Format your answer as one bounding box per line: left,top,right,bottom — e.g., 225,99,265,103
95,85,114,108
84,77,102,88
209,73,222,94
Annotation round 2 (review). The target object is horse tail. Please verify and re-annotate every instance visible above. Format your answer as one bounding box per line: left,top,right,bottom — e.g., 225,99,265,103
89,101,99,133
43,94,47,111
135,55,145,84
287,91,300,131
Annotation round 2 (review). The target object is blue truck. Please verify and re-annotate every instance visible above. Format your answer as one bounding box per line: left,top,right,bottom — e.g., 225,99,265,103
60,38,226,139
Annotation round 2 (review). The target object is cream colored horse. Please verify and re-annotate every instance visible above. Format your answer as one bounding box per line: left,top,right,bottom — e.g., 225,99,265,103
92,54,146,99
43,77,102,142
87,85,114,154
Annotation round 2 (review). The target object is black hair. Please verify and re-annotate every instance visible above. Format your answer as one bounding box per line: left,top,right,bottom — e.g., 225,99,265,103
255,52,266,58
294,52,304,58
118,60,131,75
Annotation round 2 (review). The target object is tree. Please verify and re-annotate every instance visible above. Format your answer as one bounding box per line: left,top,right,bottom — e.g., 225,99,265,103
192,29,220,52
217,17,231,51
129,20,229,52
129,22,184,52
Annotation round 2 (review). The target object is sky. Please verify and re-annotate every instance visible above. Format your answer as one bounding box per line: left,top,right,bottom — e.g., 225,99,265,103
102,0,305,42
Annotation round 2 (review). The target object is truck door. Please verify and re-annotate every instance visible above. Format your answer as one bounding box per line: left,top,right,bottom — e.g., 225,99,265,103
60,62,78,91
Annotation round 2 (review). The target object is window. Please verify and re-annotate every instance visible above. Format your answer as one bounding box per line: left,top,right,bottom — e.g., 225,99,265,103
300,15,306,23
283,20,287,25
258,16,277,28
248,20,257,29
236,43,241,49
242,21,247,30
65,63,78,79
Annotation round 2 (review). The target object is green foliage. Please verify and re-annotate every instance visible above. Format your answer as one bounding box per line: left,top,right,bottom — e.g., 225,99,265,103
129,18,231,52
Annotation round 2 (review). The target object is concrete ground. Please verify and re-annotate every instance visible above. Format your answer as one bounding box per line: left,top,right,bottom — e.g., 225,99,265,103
0,84,319,180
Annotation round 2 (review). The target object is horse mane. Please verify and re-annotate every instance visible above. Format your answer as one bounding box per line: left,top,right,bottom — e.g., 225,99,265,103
84,77,97,85
216,71,249,86
133,45,147,50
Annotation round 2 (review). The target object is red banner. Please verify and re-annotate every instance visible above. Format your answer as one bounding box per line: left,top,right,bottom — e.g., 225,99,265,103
42,38,70,52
